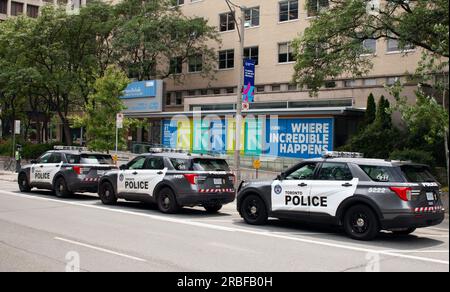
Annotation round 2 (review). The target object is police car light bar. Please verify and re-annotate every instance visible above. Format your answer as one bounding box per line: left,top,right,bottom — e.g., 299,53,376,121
322,151,364,159
54,145,88,152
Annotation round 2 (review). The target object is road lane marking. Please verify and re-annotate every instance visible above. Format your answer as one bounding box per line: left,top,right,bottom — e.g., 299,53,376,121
54,237,147,262
380,250,449,254
1,190,448,266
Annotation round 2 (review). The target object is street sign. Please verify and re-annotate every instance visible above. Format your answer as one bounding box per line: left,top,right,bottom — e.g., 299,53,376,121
14,120,21,134
253,159,261,170
242,102,250,111
116,113,124,129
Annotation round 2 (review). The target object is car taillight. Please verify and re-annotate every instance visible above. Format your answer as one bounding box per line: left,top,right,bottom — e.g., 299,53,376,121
390,187,412,201
73,166,82,175
184,174,199,185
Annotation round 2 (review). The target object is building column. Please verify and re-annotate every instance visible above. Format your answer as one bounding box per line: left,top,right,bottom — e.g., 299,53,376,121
7,0,11,16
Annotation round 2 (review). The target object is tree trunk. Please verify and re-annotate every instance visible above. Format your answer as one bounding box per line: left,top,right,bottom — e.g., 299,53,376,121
58,113,73,146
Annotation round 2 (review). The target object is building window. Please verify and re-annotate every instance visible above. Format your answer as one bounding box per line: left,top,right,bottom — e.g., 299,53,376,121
175,0,184,5
387,37,414,52
187,90,196,96
362,39,377,54
213,88,221,95
288,84,298,91
175,92,183,105
169,57,183,74
325,81,336,88
256,86,265,93
386,77,400,85
11,2,24,16
219,12,235,32
200,89,208,95
271,85,281,92
26,5,39,18
219,49,234,69
279,0,298,22
307,0,329,17
244,46,259,65
188,55,202,73
278,43,295,63
166,93,173,106
226,88,234,94
364,79,377,86
0,0,7,14
244,7,260,27
344,80,356,88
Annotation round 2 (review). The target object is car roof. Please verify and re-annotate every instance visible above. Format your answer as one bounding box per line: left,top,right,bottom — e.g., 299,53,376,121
306,157,424,167
141,152,223,160
47,150,111,156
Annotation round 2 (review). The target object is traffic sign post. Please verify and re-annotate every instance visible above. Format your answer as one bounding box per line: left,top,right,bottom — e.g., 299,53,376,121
115,113,124,153
253,158,261,179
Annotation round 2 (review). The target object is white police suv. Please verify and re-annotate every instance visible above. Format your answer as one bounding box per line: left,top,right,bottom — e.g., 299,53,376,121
237,152,445,240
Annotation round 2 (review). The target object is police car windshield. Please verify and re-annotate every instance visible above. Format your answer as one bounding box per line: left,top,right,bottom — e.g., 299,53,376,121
400,165,436,183
192,159,230,172
66,154,113,165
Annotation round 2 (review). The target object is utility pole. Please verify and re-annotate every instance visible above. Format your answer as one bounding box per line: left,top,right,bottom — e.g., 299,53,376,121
233,5,246,186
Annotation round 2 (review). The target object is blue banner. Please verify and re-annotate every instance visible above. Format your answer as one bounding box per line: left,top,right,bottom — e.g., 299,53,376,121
243,59,255,103
122,81,157,99
265,118,334,159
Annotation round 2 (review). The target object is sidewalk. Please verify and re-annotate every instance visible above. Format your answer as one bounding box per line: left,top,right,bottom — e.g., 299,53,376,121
0,171,17,182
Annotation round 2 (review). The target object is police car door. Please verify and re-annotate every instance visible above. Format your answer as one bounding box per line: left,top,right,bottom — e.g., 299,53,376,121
44,153,64,186
308,162,358,216
30,152,52,185
117,156,147,195
271,162,317,213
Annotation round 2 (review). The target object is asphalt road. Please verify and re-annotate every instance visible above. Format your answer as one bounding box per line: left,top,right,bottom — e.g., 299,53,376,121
0,180,448,272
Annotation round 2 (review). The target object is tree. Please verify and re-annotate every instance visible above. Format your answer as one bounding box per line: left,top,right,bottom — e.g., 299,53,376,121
292,0,449,92
376,95,392,129
71,66,130,152
112,0,219,81
364,93,376,126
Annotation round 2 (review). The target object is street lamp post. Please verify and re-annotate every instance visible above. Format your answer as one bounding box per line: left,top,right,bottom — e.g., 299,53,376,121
234,6,246,186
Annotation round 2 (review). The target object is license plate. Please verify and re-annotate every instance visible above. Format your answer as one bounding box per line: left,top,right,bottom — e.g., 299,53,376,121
214,178,223,185
426,192,435,201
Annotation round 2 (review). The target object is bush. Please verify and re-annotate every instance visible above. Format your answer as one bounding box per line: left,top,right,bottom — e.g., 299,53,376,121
389,149,435,166
0,139,56,159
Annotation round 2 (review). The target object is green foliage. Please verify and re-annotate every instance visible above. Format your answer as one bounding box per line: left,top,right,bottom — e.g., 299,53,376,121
293,0,449,92
0,138,56,159
390,149,435,167
364,93,376,126
71,66,130,152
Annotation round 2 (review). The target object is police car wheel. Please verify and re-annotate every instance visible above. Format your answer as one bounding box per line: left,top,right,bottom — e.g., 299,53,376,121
54,177,73,198
344,205,380,241
18,173,31,192
157,188,179,214
99,182,117,205
204,204,223,213
392,227,416,236
241,195,268,225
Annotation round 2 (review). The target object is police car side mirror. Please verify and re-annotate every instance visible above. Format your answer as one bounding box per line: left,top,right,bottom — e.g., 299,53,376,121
119,164,129,170
31,160,38,164
277,174,285,181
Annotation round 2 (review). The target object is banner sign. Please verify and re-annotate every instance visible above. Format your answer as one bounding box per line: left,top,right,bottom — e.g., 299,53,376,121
265,118,334,159
243,59,255,103
121,80,163,113
122,81,157,99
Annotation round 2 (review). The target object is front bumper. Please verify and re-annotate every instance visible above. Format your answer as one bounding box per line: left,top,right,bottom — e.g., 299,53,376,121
177,192,236,207
381,212,445,230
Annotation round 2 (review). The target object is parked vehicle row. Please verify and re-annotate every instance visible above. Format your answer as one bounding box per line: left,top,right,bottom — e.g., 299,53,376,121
17,148,446,241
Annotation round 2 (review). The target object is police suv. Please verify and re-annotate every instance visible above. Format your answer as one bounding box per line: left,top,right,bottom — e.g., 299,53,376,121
18,146,116,197
97,152,236,214
237,152,445,240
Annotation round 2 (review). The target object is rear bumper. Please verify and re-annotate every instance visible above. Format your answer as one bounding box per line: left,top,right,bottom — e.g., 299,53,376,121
68,179,100,193
177,192,236,207
381,212,445,230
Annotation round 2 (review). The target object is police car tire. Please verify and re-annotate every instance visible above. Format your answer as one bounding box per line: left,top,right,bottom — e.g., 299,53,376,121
18,173,31,192
241,195,268,225
54,177,73,198
344,205,380,241
99,182,117,205
204,204,223,213
392,227,416,236
157,188,179,214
